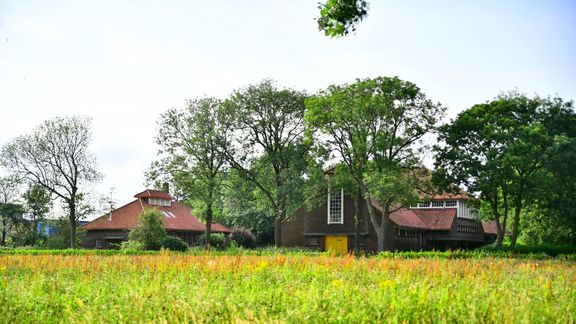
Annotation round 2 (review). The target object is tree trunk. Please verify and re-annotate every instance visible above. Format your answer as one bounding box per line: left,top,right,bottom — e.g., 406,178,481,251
510,198,522,248
502,190,509,235
274,216,282,247
491,201,503,248
379,208,391,251
353,188,362,252
205,202,213,251
31,217,38,246
0,226,6,246
69,201,76,249
364,196,385,251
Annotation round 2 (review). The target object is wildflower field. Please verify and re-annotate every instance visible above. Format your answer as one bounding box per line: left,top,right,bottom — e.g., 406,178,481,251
1,252,575,323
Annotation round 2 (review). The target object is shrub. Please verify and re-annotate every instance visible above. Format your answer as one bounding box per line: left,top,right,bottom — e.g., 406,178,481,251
161,235,189,252
128,209,166,250
197,233,228,249
229,227,256,248
120,241,144,252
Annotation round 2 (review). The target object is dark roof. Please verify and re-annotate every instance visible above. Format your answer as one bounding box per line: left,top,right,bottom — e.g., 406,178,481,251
482,221,498,235
134,189,172,200
83,192,231,233
372,198,455,231
412,209,456,230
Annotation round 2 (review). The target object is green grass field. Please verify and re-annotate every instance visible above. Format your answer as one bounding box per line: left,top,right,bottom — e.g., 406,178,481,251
1,252,575,323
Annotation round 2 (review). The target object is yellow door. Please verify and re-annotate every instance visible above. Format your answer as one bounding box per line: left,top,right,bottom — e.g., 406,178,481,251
325,235,348,255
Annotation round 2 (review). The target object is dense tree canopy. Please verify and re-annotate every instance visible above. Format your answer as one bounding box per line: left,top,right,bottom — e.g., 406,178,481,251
150,97,230,250
222,80,309,246
434,93,576,247
306,76,445,250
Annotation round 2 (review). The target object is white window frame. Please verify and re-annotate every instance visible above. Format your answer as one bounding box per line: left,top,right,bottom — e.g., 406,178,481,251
327,187,344,224
148,198,171,207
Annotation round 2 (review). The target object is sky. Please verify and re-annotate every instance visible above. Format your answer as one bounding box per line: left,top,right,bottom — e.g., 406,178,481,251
1,0,575,216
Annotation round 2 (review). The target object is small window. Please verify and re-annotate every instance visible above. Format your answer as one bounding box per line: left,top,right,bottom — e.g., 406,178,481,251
328,187,343,224
431,201,444,208
95,240,103,249
306,236,320,246
445,201,457,207
418,202,431,208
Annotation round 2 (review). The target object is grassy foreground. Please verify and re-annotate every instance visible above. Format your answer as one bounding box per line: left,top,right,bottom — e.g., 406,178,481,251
1,253,575,323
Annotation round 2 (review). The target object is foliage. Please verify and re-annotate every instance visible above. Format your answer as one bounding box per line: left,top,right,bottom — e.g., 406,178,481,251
197,232,228,249
0,203,25,246
0,116,102,248
0,175,23,246
42,219,86,249
221,167,275,246
477,242,576,257
128,209,167,250
222,79,309,246
1,254,575,322
119,240,145,252
317,0,368,37
149,97,230,250
306,76,445,250
22,184,51,245
229,227,256,248
161,235,189,252
434,92,576,247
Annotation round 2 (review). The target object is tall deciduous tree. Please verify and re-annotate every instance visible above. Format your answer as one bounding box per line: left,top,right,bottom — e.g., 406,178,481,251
151,97,229,250
434,93,575,247
222,80,309,246
306,77,445,250
1,116,101,248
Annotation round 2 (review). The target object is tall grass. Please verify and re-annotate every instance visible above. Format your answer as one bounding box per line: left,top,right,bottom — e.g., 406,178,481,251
1,253,574,322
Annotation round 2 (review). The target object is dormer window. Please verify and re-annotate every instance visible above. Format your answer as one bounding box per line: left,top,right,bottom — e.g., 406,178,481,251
327,187,344,224
147,198,171,207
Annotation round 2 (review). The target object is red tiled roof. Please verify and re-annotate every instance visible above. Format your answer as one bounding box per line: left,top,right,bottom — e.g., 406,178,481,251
411,209,456,230
134,189,172,200
389,209,428,229
482,221,498,235
371,198,456,231
83,198,231,233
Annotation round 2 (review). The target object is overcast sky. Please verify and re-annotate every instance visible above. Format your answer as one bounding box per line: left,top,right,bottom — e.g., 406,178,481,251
1,0,575,213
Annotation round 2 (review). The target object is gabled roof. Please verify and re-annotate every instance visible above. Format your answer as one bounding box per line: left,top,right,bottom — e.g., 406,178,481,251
134,189,172,200
411,209,456,230
83,192,231,233
371,198,455,231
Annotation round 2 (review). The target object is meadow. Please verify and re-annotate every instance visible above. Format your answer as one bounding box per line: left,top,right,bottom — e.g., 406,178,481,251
1,251,575,323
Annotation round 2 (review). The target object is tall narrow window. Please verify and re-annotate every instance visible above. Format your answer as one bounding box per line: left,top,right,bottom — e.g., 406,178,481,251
328,187,343,224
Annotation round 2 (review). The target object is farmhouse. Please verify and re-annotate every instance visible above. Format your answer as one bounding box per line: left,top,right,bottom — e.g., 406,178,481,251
280,173,497,253
82,189,231,249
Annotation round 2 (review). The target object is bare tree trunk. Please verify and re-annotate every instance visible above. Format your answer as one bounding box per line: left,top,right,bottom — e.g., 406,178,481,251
0,222,6,246
205,202,213,251
364,196,385,251
69,200,76,249
510,198,522,248
502,190,509,235
274,216,282,247
491,200,503,248
353,188,362,252
379,208,391,251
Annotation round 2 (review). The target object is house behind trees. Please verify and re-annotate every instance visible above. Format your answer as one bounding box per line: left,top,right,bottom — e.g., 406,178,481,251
281,187,497,253
82,189,231,249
